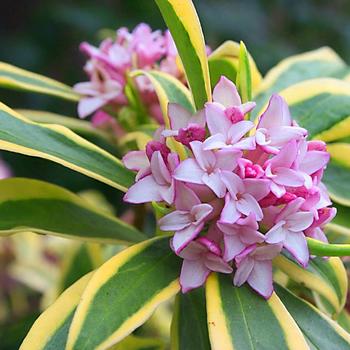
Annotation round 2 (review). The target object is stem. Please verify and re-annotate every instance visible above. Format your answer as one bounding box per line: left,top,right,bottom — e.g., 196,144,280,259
307,238,350,257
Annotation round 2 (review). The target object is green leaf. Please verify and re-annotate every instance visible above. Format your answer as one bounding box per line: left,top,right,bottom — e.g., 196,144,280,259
236,41,252,105
110,335,165,350
155,0,211,109
0,61,79,101
0,178,145,244
276,284,350,350
16,109,113,144
274,253,347,317
323,160,350,206
20,273,92,350
209,40,261,92
253,47,346,117
338,309,350,333
208,57,237,88
205,273,309,350
66,236,181,350
0,103,134,191
131,70,195,126
171,288,210,350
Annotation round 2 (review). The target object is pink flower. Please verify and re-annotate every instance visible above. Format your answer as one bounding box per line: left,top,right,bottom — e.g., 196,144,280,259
159,182,213,253
162,103,206,146
234,243,282,299
305,207,336,243
220,171,270,223
203,77,256,151
173,141,241,198
74,67,125,118
255,94,307,154
265,198,314,266
124,151,178,204
294,140,330,188
264,140,305,198
217,214,265,261
177,237,232,293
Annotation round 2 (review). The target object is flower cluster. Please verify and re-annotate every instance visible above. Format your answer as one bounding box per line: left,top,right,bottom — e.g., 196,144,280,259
74,23,184,124
123,76,335,299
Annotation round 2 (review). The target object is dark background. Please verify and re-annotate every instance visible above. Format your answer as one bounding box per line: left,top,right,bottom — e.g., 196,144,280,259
0,0,350,347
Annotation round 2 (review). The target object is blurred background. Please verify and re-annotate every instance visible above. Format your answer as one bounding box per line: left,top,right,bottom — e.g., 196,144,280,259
1,0,350,348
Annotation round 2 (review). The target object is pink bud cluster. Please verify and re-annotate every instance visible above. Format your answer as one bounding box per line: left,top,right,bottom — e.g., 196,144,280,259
73,24,183,123
123,76,335,299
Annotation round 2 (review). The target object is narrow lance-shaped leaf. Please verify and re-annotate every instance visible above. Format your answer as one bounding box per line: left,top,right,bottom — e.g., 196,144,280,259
171,288,211,350
0,178,145,244
155,0,211,109
276,284,350,350
236,41,252,106
252,47,346,117
20,272,93,350
66,236,181,350
205,273,309,350
274,253,347,317
0,61,80,101
209,40,262,91
0,103,134,191
16,109,113,144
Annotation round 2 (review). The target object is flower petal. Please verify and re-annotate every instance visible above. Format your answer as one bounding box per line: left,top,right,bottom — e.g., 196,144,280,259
205,102,231,136
173,158,204,184
212,76,241,107
233,257,254,286
273,168,305,187
158,210,191,231
175,182,201,211
205,253,233,273
168,103,192,130
247,260,274,299
299,151,330,175
202,172,226,198
265,221,287,244
123,175,163,203
284,231,309,267
220,193,241,224
173,223,204,254
237,193,263,221
223,233,246,261
180,259,210,293
287,211,314,232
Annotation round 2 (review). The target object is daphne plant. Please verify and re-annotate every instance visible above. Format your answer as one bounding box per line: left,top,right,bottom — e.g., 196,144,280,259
0,0,350,349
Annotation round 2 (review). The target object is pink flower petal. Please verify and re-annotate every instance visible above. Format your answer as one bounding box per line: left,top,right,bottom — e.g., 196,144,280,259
243,178,271,201
122,151,149,171
220,193,241,224
299,151,330,175
191,204,213,223
284,231,309,267
168,103,192,130
190,141,216,171
175,182,201,211
223,234,246,261
269,126,307,147
247,260,274,299
212,76,241,107
202,172,226,198
203,133,227,150
221,171,244,198
215,149,241,171
273,168,305,187
227,120,255,144
177,241,206,259
123,175,163,203
237,193,263,221
180,259,210,293
158,211,191,231
258,94,291,129
205,253,233,273
252,243,282,260
173,158,204,184
77,96,107,118
150,151,171,185
205,102,231,136
173,223,204,253
265,221,288,244
233,257,254,286
270,140,298,169
287,211,314,232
